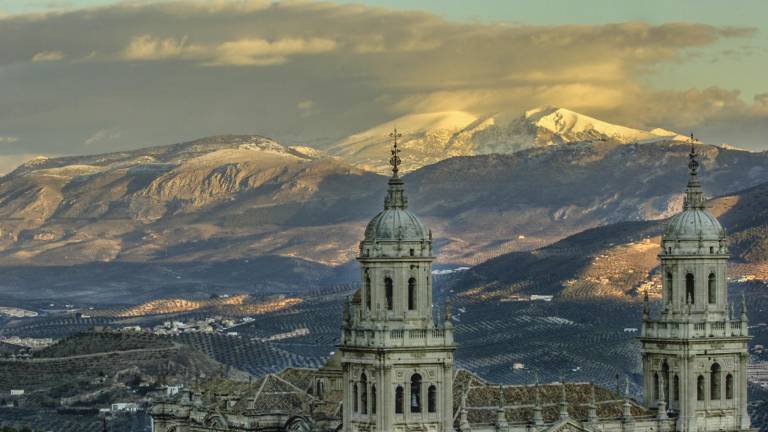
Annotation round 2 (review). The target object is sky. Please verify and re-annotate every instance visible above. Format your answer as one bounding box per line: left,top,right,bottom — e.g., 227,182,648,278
0,0,766,172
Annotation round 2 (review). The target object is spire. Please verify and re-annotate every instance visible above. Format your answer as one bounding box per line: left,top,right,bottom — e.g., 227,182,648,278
384,127,409,210
683,133,705,210
559,378,569,420
342,296,351,324
622,377,633,422
741,292,748,321
496,385,508,429
532,378,544,425
459,383,471,432
444,301,453,329
643,290,650,320
587,383,598,423
389,127,402,178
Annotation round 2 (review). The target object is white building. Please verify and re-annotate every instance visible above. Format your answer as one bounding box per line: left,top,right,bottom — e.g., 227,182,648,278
150,136,755,432
340,136,455,432
640,141,751,432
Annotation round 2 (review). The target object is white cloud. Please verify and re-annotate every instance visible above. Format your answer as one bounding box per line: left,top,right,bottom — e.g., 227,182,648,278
0,1,763,152
32,50,65,62
0,137,19,143
209,37,336,66
121,35,204,61
119,34,336,66
84,129,121,146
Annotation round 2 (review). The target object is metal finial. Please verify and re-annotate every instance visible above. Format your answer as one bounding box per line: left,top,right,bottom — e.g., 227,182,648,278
389,127,403,178
687,133,699,176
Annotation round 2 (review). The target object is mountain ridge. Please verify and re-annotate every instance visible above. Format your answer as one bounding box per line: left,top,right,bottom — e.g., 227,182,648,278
328,106,692,174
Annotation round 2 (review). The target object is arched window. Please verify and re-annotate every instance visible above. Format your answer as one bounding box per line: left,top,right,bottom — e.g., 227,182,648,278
653,373,660,400
708,273,716,304
666,272,673,303
428,385,437,413
408,277,416,310
726,374,733,400
686,273,695,304
410,373,422,413
674,374,680,401
371,385,377,414
353,383,359,412
697,375,705,401
711,363,721,400
365,275,371,310
395,386,404,414
385,277,393,310
316,379,325,399
361,373,368,414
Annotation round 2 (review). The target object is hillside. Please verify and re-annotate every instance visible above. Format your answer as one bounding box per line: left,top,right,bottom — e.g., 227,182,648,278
451,178,768,303
408,141,768,264
328,107,688,174
0,135,767,303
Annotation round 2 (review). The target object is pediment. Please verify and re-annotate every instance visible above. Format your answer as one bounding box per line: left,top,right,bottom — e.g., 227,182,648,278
544,419,594,432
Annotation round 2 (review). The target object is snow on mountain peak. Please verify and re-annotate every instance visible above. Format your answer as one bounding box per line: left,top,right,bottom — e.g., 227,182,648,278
329,107,688,174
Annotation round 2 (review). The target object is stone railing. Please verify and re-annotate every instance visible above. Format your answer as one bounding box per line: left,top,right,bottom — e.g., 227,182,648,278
341,326,453,348
641,319,747,339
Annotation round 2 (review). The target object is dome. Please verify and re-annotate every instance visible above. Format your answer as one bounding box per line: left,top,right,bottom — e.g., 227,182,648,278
662,141,725,242
364,208,429,242
663,208,724,241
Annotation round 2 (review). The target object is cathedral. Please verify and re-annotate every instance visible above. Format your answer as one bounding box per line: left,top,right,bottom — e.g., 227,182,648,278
150,134,753,432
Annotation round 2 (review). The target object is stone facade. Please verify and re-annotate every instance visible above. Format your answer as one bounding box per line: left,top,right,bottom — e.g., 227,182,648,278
340,152,455,432
639,143,751,432
150,138,753,432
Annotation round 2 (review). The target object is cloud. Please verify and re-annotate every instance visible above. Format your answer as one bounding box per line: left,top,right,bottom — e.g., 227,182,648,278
0,136,19,143
118,34,336,65
84,129,121,146
209,37,336,66
0,1,763,154
121,35,201,61
32,50,65,61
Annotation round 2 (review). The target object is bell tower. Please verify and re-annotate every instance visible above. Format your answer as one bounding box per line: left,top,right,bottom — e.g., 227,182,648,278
340,129,455,432
640,135,751,432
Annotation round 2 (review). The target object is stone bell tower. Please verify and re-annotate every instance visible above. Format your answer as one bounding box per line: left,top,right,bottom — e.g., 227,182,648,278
339,128,455,432
640,135,751,432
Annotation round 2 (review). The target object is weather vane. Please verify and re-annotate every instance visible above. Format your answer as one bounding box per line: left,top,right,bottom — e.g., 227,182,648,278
688,132,699,175
389,127,403,177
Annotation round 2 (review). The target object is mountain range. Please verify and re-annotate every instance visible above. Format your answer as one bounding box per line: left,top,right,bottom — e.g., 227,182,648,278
0,108,766,303
327,106,690,174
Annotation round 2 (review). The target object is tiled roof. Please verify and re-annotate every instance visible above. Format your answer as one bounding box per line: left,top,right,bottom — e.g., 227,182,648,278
452,369,652,426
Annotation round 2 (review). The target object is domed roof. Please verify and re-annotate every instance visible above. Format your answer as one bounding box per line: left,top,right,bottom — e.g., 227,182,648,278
362,129,431,243
663,208,724,241
663,138,725,241
364,208,429,242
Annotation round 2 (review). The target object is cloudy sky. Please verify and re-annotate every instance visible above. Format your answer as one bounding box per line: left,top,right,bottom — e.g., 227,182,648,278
0,0,766,172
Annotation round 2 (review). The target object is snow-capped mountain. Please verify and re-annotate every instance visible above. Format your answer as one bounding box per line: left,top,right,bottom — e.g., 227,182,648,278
328,107,689,174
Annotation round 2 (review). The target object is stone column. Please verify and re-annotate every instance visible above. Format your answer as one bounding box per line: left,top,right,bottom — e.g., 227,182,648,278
382,364,392,432
683,355,698,432
739,352,750,430
442,361,454,432
343,363,351,432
